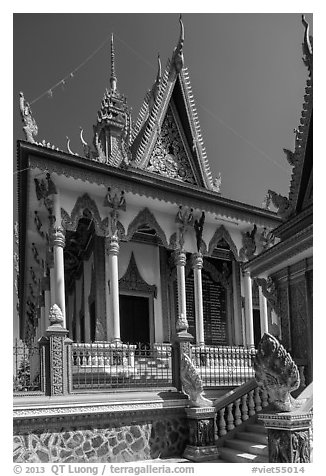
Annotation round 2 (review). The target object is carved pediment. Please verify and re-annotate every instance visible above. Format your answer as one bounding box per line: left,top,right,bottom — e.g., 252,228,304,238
119,252,157,297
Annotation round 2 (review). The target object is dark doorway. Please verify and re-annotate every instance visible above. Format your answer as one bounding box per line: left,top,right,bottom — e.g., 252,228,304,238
89,301,96,342
253,309,261,348
119,295,150,344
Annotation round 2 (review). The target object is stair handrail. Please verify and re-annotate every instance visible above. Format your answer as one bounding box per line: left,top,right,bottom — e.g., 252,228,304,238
213,378,271,441
215,378,258,411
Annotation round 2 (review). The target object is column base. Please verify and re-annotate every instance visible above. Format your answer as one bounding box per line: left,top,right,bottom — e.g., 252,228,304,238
183,445,219,462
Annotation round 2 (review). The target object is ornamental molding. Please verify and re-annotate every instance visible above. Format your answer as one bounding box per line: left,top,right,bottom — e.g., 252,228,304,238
27,155,281,227
61,193,108,237
208,225,239,260
125,207,168,247
119,252,157,297
13,400,187,421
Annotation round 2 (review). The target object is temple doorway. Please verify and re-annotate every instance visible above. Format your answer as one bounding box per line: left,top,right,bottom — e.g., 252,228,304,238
119,294,150,344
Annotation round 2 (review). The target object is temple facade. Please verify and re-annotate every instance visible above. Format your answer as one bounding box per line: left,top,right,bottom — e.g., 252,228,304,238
13,15,313,465
17,23,282,364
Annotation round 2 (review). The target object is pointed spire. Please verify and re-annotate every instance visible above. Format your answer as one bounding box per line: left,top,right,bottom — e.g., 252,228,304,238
110,33,117,91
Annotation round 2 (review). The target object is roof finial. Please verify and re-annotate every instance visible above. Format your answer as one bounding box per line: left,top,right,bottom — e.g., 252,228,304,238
301,15,313,75
172,14,185,74
110,33,117,91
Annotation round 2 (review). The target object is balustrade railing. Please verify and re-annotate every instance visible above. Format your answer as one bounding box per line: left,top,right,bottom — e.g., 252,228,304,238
71,342,173,390
214,378,271,443
191,345,256,387
13,339,42,393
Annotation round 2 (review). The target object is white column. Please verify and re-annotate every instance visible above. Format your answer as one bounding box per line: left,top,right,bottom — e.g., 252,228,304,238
107,236,121,342
50,192,66,327
243,271,255,348
259,286,269,336
174,250,189,332
191,252,204,345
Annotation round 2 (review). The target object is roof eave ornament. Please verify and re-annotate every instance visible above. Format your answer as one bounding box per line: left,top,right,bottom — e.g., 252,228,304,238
301,14,313,76
172,14,185,75
19,92,38,143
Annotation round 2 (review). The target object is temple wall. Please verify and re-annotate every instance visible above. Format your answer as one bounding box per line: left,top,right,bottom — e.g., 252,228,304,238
13,407,188,463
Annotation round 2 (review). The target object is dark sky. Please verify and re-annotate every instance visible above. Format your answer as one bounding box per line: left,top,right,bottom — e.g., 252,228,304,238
13,12,312,207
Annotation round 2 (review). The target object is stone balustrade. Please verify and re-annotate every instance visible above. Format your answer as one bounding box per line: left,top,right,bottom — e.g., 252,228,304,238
214,378,270,441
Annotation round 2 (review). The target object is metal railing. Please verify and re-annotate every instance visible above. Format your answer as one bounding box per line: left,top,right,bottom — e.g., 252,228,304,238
71,342,173,390
191,345,256,387
13,339,42,393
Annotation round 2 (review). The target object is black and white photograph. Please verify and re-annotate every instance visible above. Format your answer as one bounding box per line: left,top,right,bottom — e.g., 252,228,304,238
10,5,316,473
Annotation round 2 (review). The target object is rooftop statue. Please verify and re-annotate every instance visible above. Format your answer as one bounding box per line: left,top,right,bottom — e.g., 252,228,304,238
19,92,38,143
254,333,300,412
180,353,213,407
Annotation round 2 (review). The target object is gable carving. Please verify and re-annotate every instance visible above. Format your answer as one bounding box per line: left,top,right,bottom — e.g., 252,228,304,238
146,107,196,184
208,225,239,260
119,252,157,297
62,193,107,236
126,208,168,247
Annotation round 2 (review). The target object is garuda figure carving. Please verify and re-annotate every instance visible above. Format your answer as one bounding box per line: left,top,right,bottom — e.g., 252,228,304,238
19,92,38,143
268,190,293,219
239,224,257,261
180,353,213,408
254,333,300,412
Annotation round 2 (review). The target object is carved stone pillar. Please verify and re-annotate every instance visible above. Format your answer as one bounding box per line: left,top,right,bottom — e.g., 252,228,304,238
173,249,188,327
259,286,269,336
191,252,205,345
39,304,72,396
50,226,66,328
106,236,121,342
259,411,312,463
183,407,219,462
243,270,255,348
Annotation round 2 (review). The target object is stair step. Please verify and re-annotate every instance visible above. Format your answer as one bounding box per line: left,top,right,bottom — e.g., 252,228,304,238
225,438,268,456
218,447,268,463
246,423,267,434
236,431,268,444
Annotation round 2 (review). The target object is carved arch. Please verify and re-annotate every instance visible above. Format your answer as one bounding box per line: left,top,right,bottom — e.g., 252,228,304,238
208,225,239,260
61,193,107,236
125,207,168,247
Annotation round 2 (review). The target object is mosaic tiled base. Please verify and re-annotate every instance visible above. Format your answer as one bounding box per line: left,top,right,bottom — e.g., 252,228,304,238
14,416,188,463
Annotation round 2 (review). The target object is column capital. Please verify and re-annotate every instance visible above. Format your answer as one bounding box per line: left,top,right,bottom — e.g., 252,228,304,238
173,249,187,267
191,252,203,270
50,226,65,248
106,235,120,256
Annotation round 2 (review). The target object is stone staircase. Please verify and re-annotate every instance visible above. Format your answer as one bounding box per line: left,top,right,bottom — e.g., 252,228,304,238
217,420,268,463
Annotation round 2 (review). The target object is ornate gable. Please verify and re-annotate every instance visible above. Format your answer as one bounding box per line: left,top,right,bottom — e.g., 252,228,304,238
130,17,216,192
146,105,197,184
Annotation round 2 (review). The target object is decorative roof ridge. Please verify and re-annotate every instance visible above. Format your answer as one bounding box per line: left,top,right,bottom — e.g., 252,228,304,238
269,15,313,218
180,68,214,190
133,60,174,166
131,58,171,147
